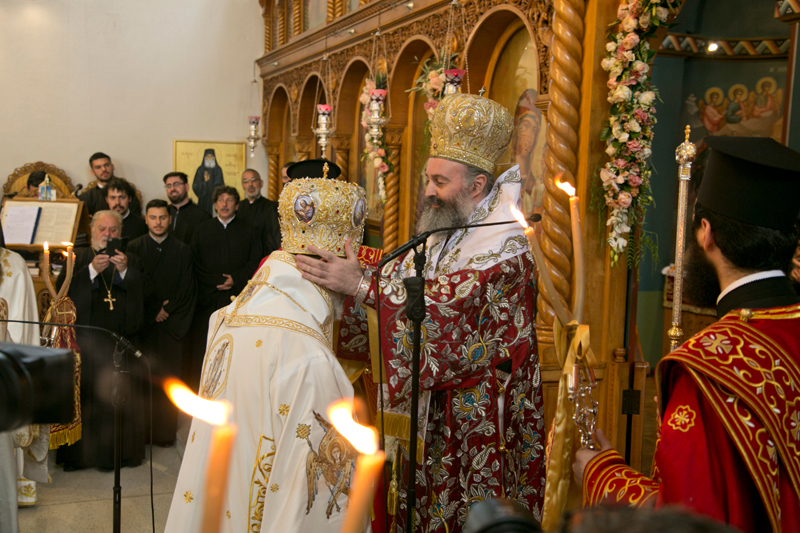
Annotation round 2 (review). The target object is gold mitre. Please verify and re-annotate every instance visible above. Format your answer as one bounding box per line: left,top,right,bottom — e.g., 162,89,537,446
278,172,367,257
429,93,514,174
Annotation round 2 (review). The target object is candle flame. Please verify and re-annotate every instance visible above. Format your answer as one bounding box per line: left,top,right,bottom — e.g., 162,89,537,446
328,400,379,455
61,242,73,247
164,378,230,426
555,177,576,197
43,242,49,251
61,251,69,257
509,203,529,229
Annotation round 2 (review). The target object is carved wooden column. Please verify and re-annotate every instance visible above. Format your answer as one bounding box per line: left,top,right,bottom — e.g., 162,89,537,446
278,1,287,46
261,0,272,54
332,134,351,182
293,138,313,161
266,142,281,201
327,0,336,23
334,0,345,20
537,0,586,359
382,126,404,252
292,0,303,38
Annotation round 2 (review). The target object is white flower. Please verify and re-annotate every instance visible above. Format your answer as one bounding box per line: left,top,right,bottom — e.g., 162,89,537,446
642,147,652,158
638,91,656,106
656,6,669,22
639,15,651,31
626,119,641,132
622,16,638,33
609,85,632,103
633,60,649,74
617,131,630,143
601,57,616,71
623,51,636,63
606,41,617,52
373,157,383,169
606,144,618,156
600,167,617,186
610,66,623,80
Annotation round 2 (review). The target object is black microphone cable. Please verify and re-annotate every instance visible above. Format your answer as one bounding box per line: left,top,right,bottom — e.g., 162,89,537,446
0,318,157,533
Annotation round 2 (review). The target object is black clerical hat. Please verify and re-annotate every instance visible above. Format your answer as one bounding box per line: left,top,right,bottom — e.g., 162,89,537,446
697,136,800,230
286,159,341,181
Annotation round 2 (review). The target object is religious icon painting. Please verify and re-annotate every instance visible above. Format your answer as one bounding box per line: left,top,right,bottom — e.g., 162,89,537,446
200,334,233,400
352,198,366,227
294,194,316,223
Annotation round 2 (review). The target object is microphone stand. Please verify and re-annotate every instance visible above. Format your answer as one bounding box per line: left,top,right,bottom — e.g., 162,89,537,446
1,318,142,533
403,241,426,533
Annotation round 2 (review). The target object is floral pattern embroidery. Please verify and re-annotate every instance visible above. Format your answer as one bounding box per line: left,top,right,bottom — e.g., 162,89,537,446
184,491,193,503
667,405,696,432
279,404,290,416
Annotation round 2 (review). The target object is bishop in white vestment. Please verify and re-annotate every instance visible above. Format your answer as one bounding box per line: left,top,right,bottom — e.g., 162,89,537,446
167,166,369,533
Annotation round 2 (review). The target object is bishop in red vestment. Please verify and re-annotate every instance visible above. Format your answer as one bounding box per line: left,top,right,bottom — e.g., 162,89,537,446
297,93,545,532
576,137,800,533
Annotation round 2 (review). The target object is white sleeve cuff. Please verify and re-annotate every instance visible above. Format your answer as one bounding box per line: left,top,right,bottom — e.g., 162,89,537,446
88,263,98,281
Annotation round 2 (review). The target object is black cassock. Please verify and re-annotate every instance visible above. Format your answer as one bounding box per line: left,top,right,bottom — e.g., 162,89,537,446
128,234,196,445
55,247,147,470
78,184,142,216
191,153,225,215
122,212,148,241
168,200,211,245
188,217,262,390
237,196,282,258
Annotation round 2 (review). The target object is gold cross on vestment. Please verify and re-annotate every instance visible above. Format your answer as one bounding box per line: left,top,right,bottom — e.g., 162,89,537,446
104,289,116,311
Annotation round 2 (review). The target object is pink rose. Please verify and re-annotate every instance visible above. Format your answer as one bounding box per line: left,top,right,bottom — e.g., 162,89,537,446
429,77,444,91
377,148,386,157
607,78,619,90
365,79,376,91
428,71,440,81
617,3,629,19
618,191,633,208
621,33,640,51
614,158,628,169
633,108,648,123
628,173,643,186
626,140,642,152
379,162,390,173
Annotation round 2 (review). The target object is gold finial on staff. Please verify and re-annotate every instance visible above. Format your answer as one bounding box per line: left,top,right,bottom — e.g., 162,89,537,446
669,126,697,351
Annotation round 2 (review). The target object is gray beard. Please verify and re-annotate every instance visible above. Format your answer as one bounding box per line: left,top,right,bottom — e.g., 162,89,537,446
204,159,216,169
416,187,475,235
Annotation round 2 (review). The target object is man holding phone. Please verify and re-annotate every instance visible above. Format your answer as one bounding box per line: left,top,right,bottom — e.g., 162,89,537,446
55,210,148,471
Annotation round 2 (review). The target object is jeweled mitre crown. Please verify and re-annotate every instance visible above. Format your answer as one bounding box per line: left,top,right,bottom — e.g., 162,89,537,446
429,93,514,174
278,176,367,257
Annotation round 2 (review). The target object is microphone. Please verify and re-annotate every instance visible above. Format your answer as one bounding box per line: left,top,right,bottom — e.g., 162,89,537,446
0,319,142,358
376,214,541,270
72,184,84,197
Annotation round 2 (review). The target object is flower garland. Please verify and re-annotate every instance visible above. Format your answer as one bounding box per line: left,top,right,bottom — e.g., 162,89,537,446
408,50,459,155
594,0,679,267
360,73,392,203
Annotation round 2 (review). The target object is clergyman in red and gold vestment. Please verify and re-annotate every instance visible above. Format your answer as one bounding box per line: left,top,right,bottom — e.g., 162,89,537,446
575,136,800,533
297,92,545,532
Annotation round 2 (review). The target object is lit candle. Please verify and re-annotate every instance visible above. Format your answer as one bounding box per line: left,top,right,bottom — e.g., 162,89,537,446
555,178,585,324
328,399,385,533
165,379,237,533
509,203,573,326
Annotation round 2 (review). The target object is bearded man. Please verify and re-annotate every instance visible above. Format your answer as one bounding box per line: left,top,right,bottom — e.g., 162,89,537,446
574,137,800,533
78,152,142,216
237,169,281,258
55,210,147,470
163,171,211,244
297,93,545,531
192,149,226,215
166,170,365,533
104,177,147,240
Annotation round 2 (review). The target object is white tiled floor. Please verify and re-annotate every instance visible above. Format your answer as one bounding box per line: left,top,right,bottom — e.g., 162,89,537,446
18,444,182,533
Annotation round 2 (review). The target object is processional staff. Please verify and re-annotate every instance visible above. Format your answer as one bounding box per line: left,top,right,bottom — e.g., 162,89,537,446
668,126,697,352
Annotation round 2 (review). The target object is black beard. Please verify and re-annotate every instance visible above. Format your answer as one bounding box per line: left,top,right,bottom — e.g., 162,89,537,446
416,188,474,234
683,237,721,309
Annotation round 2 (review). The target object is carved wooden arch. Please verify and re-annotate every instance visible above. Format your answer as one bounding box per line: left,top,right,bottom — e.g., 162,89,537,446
4,161,77,198
464,5,542,95
334,56,372,133
266,83,293,140
387,36,438,125
295,71,329,138
264,84,292,200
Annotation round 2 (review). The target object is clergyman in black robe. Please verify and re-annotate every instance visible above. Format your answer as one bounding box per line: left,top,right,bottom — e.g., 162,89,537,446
104,177,147,240
78,153,141,216
128,200,196,446
55,210,147,470
188,186,262,390
164,172,211,244
192,149,225,216
237,169,282,257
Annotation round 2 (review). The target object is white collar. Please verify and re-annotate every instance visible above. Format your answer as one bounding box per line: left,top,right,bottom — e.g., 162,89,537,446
218,215,235,228
122,209,130,219
716,270,785,304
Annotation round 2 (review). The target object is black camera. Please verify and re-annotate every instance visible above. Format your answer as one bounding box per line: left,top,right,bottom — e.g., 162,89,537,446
0,342,76,432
